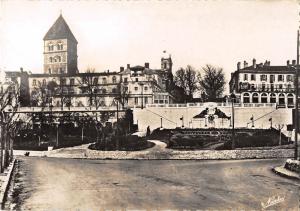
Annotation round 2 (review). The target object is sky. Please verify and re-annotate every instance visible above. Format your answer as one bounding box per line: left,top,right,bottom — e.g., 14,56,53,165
0,0,299,90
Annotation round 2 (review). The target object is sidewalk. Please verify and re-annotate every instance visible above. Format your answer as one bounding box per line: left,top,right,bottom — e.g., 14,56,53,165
272,166,300,180
14,140,294,160
0,159,16,209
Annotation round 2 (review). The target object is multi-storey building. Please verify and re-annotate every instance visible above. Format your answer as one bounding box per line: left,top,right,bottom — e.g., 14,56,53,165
229,59,296,107
3,14,174,112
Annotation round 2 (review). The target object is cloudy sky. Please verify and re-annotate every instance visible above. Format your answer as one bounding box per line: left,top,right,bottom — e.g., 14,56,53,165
0,0,299,88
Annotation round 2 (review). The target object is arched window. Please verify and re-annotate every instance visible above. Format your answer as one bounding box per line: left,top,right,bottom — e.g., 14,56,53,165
261,93,268,103
279,93,285,105
48,44,54,51
252,93,259,103
102,78,107,84
112,76,117,83
243,93,250,103
270,93,276,103
287,94,294,105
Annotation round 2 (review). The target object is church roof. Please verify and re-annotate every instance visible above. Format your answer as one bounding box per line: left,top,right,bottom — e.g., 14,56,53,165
43,15,77,43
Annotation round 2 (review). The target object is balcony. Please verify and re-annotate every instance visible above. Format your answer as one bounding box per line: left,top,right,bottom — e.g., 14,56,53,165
239,83,295,93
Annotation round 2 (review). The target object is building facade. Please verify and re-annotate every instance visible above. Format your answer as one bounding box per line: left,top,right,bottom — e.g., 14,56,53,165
4,14,174,112
229,59,297,107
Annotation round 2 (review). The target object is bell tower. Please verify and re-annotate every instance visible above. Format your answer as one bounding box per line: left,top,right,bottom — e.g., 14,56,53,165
161,51,173,73
43,14,78,75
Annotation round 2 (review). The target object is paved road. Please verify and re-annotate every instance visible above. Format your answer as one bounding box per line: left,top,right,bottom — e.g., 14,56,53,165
7,157,300,210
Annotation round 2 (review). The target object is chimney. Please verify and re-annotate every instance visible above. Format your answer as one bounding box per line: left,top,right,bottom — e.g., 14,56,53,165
292,60,296,65
120,66,124,72
237,62,241,70
287,60,290,66
244,61,248,68
145,62,149,69
127,64,130,69
253,58,256,68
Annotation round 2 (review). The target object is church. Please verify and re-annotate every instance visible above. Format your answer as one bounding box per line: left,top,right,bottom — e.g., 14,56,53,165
4,14,175,110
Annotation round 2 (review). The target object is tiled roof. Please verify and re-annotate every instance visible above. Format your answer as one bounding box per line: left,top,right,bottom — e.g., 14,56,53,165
238,65,295,73
43,15,77,43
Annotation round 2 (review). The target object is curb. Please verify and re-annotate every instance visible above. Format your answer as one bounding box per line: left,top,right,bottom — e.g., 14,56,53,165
0,159,16,209
272,166,300,180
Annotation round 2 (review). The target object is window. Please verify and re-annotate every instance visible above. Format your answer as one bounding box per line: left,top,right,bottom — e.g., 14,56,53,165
261,93,268,103
261,84,265,91
124,78,128,83
135,78,138,82
57,56,61,62
102,78,107,84
48,68,51,74
112,76,117,83
61,79,66,85
260,74,267,81
112,88,117,93
278,75,284,82
134,97,138,105
270,93,276,103
57,43,63,50
287,94,294,105
49,57,53,63
32,79,36,86
134,87,138,91
252,93,259,103
270,75,275,83
244,74,248,81
251,74,256,81
93,77,98,85
48,44,54,51
243,93,250,103
144,86,148,91
42,79,46,86
278,84,283,90
60,68,64,74
145,97,148,104
287,75,293,82
70,79,75,86
279,93,285,105
102,89,106,94
124,87,128,92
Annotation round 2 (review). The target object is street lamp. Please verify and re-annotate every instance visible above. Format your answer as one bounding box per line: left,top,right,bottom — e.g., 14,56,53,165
230,93,236,149
291,64,299,160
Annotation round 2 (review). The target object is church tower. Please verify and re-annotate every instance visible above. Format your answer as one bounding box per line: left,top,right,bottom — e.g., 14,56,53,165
161,51,173,73
43,14,78,75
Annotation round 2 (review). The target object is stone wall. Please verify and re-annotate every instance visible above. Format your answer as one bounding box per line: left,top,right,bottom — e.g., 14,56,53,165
133,103,293,132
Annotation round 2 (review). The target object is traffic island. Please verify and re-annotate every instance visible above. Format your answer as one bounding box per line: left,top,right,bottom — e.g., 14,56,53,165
272,159,300,180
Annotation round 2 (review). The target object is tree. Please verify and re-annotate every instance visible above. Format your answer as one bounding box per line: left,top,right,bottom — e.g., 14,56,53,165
199,64,226,101
174,65,200,101
78,67,104,109
0,81,21,171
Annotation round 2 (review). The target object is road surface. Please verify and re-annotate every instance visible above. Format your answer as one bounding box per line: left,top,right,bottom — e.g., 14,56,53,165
6,157,300,210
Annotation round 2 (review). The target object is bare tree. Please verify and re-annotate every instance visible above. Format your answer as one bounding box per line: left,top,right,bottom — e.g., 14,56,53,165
0,82,20,171
199,64,226,101
174,65,200,101
78,68,104,109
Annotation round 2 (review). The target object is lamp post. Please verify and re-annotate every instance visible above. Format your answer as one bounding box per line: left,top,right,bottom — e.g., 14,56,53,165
230,93,236,149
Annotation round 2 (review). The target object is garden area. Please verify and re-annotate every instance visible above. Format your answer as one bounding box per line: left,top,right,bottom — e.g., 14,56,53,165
149,127,292,150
